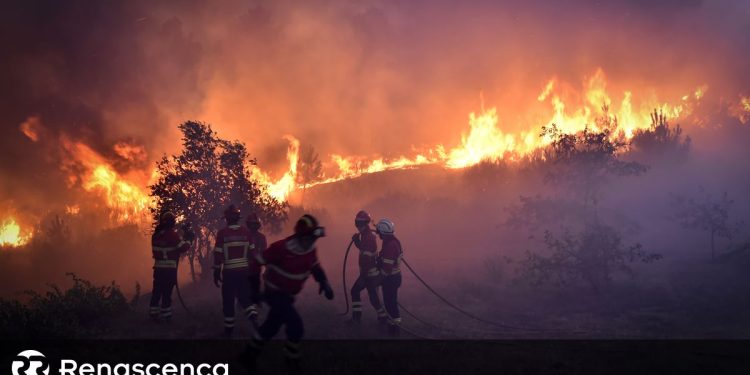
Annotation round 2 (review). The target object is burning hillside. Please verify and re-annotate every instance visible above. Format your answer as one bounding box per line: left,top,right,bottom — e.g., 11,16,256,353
1,0,750,248
1,67,746,246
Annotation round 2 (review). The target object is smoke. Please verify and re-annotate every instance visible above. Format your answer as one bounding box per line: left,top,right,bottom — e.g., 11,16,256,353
1,0,749,226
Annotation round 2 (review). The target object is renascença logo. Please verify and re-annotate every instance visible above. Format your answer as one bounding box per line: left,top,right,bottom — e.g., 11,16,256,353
12,350,50,375
11,349,228,375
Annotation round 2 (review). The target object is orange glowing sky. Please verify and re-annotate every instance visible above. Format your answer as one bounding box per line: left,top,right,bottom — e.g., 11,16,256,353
1,0,749,244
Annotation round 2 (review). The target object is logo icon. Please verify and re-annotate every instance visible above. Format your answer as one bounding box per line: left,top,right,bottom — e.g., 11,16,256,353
12,350,49,375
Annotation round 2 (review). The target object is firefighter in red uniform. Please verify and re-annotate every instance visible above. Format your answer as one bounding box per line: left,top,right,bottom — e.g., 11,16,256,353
149,211,193,321
244,214,334,370
213,205,257,336
376,218,403,336
245,212,267,318
350,210,387,323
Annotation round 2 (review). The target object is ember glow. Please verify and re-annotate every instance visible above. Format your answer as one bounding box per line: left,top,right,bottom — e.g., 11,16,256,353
0,217,32,247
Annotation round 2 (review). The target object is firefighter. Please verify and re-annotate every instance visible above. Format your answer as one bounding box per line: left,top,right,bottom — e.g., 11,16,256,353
244,214,334,370
213,204,256,336
149,211,193,322
245,212,267,319
376,218,403,336
350,210,387,323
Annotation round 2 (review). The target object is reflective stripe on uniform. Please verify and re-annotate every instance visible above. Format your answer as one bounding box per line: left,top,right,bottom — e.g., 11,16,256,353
367,268,380,277
154,260,177,268
224,317,235,328
377,307,387,317
224,241,250,248
266,264,310,280
153,246,176,260
352,301,363,312
224,262,249,269
382,258,395,265
361,251,376,257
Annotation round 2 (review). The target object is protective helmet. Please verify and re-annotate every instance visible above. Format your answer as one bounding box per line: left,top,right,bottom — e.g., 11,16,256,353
294,214,326,238
246,212,262,229
375,218,395,235
224,204,241,223
355,210,371,226
159,211,176,227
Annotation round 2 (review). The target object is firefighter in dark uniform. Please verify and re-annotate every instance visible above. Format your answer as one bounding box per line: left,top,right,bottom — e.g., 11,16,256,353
213,204,256,336
149,211,193,321
350,210,387,323
376,218,403,336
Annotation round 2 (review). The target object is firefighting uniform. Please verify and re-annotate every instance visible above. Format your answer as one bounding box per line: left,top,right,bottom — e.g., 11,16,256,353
248,230,267,307
213,224,257,330
350,229,386,319
252,235,329,357
150,228,191,319
379,235,403,326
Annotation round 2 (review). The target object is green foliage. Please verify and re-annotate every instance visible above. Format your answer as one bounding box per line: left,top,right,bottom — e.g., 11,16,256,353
0,273,130,338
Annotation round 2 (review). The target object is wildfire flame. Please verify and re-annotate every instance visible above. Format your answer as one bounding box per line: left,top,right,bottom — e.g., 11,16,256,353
61,138,153,224
11,69,736,221
252,135,301,202
0,217,32,247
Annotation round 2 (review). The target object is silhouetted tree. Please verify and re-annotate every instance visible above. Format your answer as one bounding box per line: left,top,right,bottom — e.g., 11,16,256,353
150,121,287,281
670,188,742,260
296,145,323,206
630,109,691,163
541,119,648,211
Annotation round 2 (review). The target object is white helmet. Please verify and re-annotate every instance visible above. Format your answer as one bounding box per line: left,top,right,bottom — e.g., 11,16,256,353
375,218,395,235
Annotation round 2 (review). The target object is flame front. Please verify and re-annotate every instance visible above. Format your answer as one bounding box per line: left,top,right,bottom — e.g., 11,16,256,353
61,139,154,224
14,69,738,214
0,217,32,247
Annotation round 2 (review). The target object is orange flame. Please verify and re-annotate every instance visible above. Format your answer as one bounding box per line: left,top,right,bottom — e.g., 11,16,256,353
23,69,727,214
61,138,153,224
0,217,32,247
252,135,300,202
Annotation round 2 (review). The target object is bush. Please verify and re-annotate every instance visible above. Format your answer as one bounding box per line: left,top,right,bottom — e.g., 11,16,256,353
0,273,131,338
518,222,662,291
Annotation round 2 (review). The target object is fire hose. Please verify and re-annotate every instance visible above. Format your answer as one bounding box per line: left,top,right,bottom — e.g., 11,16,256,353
338,239,355,316
341,237,584,335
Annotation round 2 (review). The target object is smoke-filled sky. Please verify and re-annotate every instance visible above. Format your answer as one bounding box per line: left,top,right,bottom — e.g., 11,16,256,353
1,0,749,225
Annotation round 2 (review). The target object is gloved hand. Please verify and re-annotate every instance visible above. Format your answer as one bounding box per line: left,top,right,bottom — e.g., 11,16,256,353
213,268,222,288
318,281,334,300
